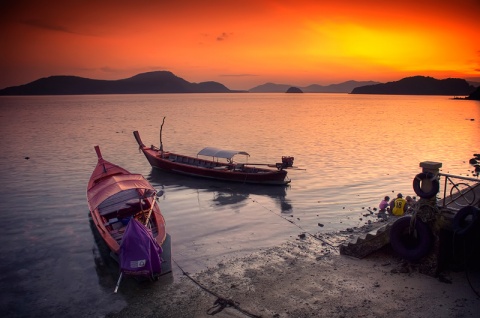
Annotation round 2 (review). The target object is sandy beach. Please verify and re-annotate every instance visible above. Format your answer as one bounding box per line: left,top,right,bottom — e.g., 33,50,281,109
105,223,480,318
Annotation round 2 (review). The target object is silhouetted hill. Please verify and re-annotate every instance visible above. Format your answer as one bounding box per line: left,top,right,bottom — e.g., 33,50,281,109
0,71,235,95
467,81,480,87
466,86,480,100
351,76,476,95
249,83,291,93
286,87,303,93
249,80,379,93
302,81,379,93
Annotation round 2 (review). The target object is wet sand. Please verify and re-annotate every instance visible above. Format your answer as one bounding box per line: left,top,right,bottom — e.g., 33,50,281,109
106,225,480,318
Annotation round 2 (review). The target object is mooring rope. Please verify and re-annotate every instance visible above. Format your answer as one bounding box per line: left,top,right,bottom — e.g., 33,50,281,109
248,197,340,249
463,240,480,298
451,229,480,298
172,258,261,317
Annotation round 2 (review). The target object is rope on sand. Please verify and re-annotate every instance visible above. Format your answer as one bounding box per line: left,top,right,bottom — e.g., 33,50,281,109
172,258,261,318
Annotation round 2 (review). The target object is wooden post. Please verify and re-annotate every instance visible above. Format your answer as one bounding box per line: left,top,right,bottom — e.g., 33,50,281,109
417,161,442,276
159,117,165,153
419,161,442,203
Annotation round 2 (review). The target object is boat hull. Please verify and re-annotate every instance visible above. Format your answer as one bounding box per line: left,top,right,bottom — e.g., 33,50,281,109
87,145,169,277
133,131,290,185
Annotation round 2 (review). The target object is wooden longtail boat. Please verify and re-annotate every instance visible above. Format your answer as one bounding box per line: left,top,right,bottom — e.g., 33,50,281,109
87,145,170,291
133,130,291,185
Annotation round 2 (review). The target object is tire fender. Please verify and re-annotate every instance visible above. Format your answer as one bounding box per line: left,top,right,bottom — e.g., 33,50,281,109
413,172,440,199
452,206,479,236
389,216,432,261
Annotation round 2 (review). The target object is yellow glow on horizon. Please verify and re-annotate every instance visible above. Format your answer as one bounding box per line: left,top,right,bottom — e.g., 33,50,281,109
303,20,479,77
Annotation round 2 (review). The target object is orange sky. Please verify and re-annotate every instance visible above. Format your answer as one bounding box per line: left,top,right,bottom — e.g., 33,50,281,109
1,0,479,90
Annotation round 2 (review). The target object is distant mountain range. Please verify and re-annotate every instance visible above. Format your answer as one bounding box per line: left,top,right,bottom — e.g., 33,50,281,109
351,76,476,95
248,80,380,93
466,86,480,100
0,71,238,95
0,71,478,96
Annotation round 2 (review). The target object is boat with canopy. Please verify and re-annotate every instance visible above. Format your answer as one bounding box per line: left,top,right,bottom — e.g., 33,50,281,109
133,124,291,185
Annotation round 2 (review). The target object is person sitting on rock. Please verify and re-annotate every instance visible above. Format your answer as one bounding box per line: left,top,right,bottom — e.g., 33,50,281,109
379,196,390,213
405,196,416,213
390,193,407,216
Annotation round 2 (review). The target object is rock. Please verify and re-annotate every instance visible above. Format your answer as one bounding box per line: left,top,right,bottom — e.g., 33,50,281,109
286,87,303,93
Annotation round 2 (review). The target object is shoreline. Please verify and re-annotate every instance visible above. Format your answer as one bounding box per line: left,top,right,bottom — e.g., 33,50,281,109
106,223,480,318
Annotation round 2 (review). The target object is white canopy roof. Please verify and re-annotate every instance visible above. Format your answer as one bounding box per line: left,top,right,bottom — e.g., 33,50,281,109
197,147,250,159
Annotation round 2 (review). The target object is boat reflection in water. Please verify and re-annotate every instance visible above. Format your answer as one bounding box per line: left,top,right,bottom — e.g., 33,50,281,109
89,214,120,289
147,168,293,214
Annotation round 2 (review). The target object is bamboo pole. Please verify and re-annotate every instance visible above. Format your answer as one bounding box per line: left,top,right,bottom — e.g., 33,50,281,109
159,117,165,152
144,195,157,226
114,272,123,293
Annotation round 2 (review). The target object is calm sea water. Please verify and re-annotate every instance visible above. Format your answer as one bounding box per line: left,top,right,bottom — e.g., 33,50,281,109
0,94,478,317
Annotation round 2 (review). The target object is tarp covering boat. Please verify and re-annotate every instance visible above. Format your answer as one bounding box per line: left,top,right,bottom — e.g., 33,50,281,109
87,174,155,211
119,218,162,277
197,147,250,159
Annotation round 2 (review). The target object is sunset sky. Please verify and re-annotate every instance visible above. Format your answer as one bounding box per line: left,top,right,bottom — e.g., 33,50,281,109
1,0,479,90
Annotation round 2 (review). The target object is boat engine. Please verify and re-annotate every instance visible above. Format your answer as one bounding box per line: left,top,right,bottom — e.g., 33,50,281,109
281,156,294,168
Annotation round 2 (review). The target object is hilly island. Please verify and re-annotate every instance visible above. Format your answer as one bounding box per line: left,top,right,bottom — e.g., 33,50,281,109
0,71,236,95
350,76,476,96
0,71,478,97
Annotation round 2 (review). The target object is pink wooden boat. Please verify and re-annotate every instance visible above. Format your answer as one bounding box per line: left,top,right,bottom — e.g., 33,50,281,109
87,145,170,288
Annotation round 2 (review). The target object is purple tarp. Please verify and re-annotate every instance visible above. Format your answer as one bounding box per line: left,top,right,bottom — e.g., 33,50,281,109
119,219,162,277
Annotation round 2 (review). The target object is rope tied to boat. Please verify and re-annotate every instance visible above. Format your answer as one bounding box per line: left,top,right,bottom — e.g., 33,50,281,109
207,298,240,315
172,258,261,318
249,197,340,249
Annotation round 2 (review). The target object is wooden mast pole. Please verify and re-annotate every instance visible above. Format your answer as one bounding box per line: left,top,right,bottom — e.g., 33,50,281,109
159,116,166,152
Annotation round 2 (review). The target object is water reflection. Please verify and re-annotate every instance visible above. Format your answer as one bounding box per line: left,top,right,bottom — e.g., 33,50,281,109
88,215,120,290
147,168,293,213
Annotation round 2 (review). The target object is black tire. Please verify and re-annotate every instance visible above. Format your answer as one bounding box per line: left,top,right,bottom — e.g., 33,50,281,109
390,216,432,261
413,172,440,199
452,206,479,236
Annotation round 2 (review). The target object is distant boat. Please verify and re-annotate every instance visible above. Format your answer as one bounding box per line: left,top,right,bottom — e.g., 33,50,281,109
86,145,171,292
133,127,291,185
